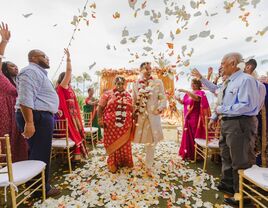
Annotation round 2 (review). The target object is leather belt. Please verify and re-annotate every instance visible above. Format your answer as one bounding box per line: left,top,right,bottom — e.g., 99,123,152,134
221,115,255,121
16,109,53,115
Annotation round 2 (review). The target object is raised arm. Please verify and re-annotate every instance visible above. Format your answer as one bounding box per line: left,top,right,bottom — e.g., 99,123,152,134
60,48,72,89
175,95,184,104
207,67,213,81
0,22,11,73
178,89,200,102
191,68,219,93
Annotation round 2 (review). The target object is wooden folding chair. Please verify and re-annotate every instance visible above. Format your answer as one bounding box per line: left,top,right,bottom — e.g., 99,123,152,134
239,166,268,208
194,116,221,172
83,112,98,149
0,134,46,207
51,119,75,173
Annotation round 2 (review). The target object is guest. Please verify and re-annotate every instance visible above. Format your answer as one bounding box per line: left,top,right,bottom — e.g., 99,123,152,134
132,62,167,172
56,49,88,161
98,76,134,173
15,49,60,197
0,23,28,162
244,59,268,166
244,58,258,77
2,61,18,87
214,53,265,206
258,76,268,166
83,88,102,139
176,79,211,160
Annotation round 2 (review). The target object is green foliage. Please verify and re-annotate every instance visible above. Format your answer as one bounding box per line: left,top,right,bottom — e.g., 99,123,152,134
77,95,86,110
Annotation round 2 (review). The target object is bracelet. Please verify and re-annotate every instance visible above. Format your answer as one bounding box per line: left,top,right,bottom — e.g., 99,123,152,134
0,54,6,59
67,59,71,62
1,39,8,43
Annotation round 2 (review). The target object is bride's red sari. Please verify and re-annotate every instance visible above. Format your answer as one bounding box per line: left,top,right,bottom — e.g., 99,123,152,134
99,89,134,172
56,85,87,157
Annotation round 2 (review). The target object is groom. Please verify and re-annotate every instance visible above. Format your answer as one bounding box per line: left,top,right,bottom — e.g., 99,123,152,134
132,62,167,170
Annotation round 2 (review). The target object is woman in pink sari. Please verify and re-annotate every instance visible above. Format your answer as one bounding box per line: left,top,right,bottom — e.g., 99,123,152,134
0,23,28,162
176,79,211,160
56,49,88,161
98,76,133,173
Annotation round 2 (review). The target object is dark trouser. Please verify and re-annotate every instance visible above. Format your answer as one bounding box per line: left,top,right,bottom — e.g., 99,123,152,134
16,111,54,192
219,116,257,193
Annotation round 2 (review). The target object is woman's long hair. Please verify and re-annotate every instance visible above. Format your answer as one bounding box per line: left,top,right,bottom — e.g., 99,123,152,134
2,62,16,87
56,72,66,87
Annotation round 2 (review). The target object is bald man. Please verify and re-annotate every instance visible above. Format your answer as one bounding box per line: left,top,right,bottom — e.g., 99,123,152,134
215,53,265,206
15,49,61,197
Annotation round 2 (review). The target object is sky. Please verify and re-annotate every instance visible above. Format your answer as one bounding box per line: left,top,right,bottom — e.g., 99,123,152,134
1,0,268,89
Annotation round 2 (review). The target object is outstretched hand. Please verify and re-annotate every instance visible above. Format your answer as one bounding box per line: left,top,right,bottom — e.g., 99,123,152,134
0,22,11,42
207,67,213,76
191,68,202,80
208,119,216,130
64,48,70,60
178,89,187,93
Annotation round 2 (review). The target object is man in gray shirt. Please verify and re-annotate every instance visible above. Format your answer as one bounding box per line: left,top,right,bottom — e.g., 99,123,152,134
15,49,60,197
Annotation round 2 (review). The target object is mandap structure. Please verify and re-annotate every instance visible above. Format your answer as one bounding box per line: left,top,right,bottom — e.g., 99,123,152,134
99,67,182,128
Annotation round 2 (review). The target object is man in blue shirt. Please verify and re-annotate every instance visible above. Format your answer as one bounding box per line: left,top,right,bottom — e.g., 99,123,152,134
214,53,265,206
15,49,61,197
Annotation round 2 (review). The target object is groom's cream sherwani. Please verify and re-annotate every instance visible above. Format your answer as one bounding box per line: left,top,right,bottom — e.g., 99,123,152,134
132,78,167,167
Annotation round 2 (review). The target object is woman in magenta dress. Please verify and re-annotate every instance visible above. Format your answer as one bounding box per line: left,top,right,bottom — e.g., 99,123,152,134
176,79,211,160
0,23,28,162
98,76,134,173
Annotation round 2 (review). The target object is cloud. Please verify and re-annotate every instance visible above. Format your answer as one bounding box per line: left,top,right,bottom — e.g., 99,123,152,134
0,0,267,84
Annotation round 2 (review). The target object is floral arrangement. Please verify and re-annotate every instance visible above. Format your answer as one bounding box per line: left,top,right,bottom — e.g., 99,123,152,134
100,67,175,78
134,76,154,116
162,91,182,126
100,69,139,77
156,67,176,80
114,89,129,128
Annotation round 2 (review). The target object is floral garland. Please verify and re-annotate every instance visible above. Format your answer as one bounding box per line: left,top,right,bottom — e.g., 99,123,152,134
134,76,154,116
114,89,128,128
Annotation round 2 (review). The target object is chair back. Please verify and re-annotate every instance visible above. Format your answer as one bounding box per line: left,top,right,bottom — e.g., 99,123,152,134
205,116,221,146
83,112,93,128
53,119,69,144
0,135,14,184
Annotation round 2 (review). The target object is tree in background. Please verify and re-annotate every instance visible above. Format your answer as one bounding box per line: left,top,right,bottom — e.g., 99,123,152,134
82,72,91,96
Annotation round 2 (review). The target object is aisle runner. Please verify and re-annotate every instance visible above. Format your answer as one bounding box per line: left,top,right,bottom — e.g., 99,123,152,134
34,142,231,208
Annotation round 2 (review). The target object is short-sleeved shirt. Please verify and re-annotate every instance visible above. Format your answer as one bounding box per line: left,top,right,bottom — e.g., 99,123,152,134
15,63,59,114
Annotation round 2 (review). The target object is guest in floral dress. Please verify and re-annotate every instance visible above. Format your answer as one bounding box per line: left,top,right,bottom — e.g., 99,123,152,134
0,23,28,162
